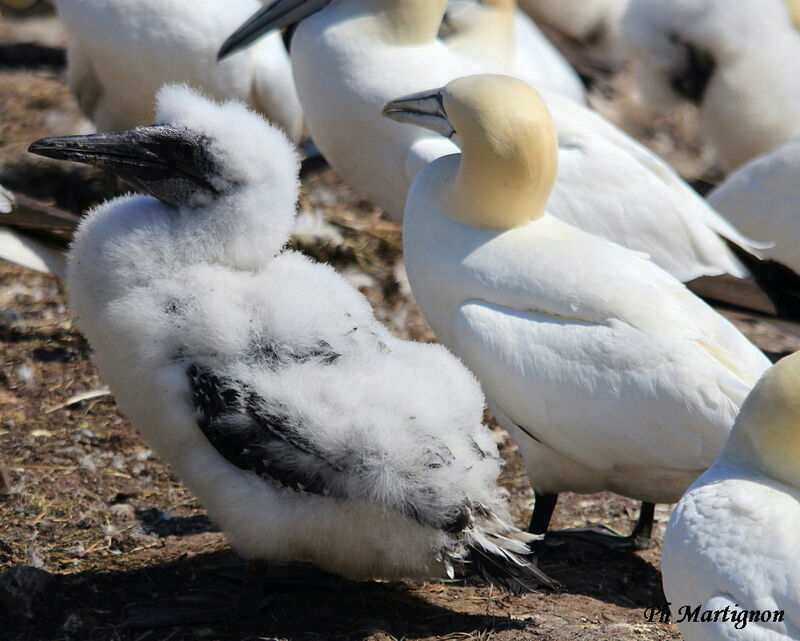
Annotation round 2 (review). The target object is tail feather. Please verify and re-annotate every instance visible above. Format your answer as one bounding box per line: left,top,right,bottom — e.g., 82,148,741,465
465,537,557,593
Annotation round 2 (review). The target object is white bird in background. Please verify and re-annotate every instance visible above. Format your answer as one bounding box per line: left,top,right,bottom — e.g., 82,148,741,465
52,0,303,141
709,138,800,275
0,186,68,278
517,0,629,48
662,351,800,641
384,74,771,549
443,0,587,104
29,85,553,603
218,0,757,286
623,0,800,172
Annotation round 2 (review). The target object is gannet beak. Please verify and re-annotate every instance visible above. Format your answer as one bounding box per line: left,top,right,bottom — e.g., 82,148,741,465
382,88,455,139
218,0,332,60
28,127,217,194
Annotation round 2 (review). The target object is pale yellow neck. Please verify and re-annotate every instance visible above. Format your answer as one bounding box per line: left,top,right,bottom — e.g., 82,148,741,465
447,5,515,66
722,358,800,489
787,0,800,30
355,0,446,45
448,134,556,230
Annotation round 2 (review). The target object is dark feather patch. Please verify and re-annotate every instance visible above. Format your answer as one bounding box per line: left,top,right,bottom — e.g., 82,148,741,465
466,543,558,594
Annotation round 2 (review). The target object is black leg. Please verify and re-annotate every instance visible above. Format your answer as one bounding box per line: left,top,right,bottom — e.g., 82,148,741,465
546,501,656,551
239,559,269,618
528,491,559,534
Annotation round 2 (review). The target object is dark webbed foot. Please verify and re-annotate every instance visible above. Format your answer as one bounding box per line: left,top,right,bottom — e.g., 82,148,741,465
528,493,656,552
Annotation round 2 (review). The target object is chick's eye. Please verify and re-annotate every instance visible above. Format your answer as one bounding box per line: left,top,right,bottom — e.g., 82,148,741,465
177,141,195,159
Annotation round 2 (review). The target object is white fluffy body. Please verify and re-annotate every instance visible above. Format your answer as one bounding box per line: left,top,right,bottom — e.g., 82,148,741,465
286,0,755,282
404,128,771,504
54,0,303,141
709,137,800,274
662,355,800,640
623,0,800,171
67,86,535,582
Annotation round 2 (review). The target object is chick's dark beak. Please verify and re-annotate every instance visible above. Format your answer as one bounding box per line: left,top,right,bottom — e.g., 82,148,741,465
28,126,215,194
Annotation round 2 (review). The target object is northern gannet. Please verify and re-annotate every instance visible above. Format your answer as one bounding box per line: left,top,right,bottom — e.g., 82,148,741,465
708,138,800,275
517,0,629,48
218,0,757,285
443,0,586,103
661,351,800,640
0,186,67,277
53,0,302,141
788,0,800,29
29,85,552,597
384,74,771,549
622,0,800,172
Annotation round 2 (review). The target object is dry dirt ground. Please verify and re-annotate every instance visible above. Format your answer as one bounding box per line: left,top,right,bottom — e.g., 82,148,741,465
1,7,798,641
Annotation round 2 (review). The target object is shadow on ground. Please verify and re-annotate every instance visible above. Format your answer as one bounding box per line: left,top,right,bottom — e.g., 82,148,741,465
4,550,532,641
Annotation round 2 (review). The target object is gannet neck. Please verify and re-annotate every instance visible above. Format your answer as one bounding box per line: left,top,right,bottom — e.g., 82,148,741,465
447,75,557,230
349,0,447,45
723,352,800,489
445,0,515,65
787,0,800,29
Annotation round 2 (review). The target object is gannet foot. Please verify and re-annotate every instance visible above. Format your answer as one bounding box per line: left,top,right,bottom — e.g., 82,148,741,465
544,502,656,552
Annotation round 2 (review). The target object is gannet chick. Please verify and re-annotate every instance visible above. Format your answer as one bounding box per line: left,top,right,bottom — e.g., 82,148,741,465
29,85,552,596
443,0,586,103
622,0,800,172
218,0,758,286
708,138,800,275
384,74,771,549
662,351,800,640
53,0,302,141
517,0,629,48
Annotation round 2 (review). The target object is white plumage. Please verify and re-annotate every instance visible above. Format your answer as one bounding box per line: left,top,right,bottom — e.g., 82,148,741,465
709,138,800,274
220,0,757,284
35,85,548,590
386,75,770,539
623,0,800,172
53,0,303,141
662,351,800,641
0,186,66,277
443,0,586,103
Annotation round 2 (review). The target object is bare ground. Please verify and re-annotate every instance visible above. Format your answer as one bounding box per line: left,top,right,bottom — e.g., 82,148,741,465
1,7,798,641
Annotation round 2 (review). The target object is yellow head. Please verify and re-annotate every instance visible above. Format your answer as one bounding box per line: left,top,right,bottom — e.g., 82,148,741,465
725,352,800,488
384,74,558,229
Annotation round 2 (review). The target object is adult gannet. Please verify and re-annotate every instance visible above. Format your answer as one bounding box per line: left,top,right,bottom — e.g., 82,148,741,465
662,351,800,640
623,0,800,172
218,0,757,285
708,138,800,275
788,0,800,29
517,0,629,48
29,85,552,598
384,74,771,549
52,0,302,141
443,0,586,103
0,186,67,277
